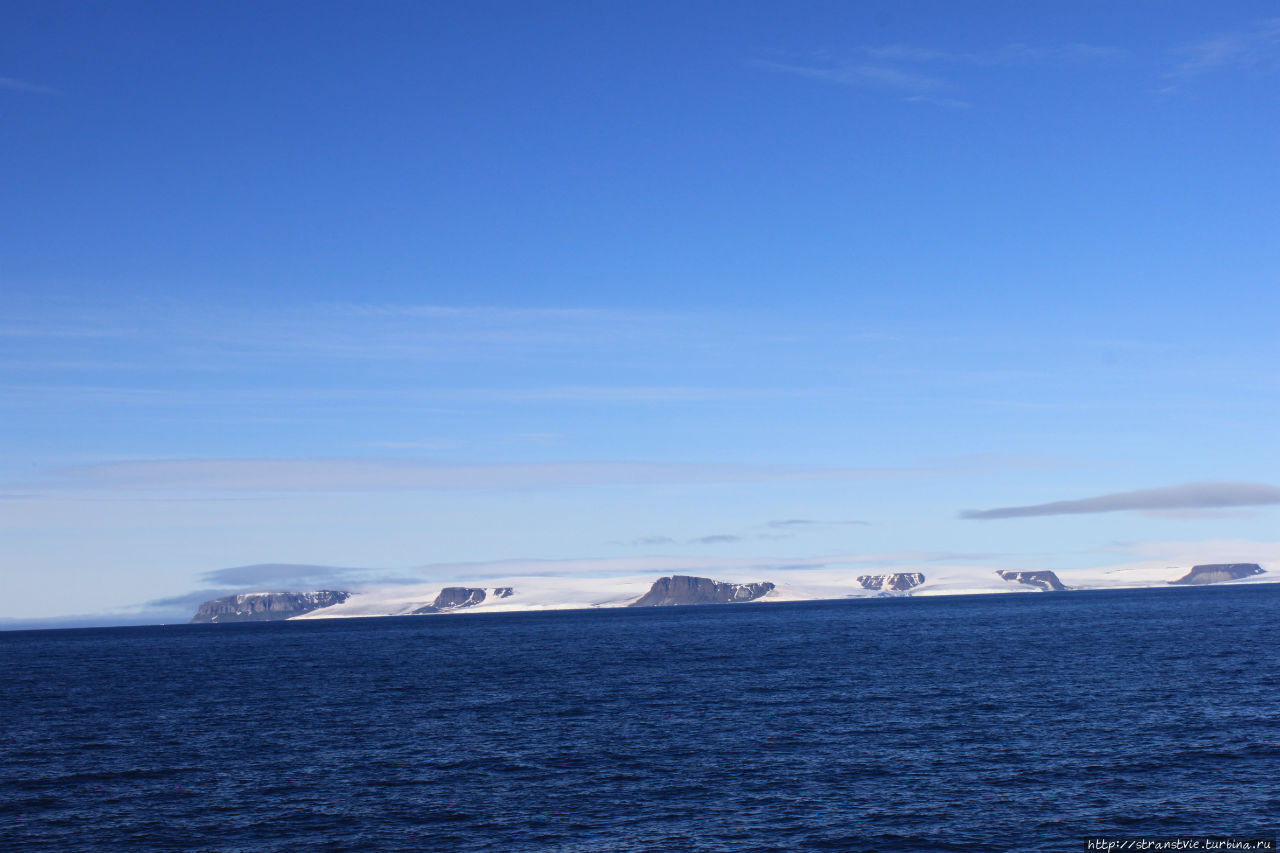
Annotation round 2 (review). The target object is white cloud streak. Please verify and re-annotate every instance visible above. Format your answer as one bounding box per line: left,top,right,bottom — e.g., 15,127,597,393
1171,18,1280,76
758,40,1123,104
862,42,1126,66
757,59,943,93
409,550,993,581
0,76,60,95
38,457,928,492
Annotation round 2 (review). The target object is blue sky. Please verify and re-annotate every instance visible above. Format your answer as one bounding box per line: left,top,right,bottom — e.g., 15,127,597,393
3,2,1278,624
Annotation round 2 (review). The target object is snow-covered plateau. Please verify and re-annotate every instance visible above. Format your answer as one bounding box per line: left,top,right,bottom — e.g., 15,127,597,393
259,560,1275,622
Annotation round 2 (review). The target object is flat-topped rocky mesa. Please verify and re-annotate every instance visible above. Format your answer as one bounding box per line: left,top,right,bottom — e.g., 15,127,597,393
997,570,1068,592
856,573,925,592
630,575,774,607
411,586,513,614
1169,563,1265,585
190,591,350,623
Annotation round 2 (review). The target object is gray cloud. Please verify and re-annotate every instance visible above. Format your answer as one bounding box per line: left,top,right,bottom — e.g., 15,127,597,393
628,536,677,546
199,563,373,586
144,588,238,610
961,482,1280,520
1,613,171,631
1140,508,1261,521
689,534,743,545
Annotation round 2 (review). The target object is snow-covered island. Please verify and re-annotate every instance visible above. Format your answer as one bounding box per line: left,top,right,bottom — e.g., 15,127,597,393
190,590,352,623
189,563,1273,623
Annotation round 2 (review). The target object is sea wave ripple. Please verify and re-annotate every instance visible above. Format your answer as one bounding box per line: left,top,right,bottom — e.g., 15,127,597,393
2,585,1278,851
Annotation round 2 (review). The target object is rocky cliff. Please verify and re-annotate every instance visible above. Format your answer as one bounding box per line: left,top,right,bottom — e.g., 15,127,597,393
1169,563,1265,585
629,575,775,607
856,573,925,592
997,570,1068,592
412,586,513,614
190,590,350,623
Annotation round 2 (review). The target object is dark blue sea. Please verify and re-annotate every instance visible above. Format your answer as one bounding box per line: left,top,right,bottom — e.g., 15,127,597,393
3,585,1278,852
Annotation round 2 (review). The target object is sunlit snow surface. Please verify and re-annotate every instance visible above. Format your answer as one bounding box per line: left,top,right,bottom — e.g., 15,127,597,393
293,561,1274,620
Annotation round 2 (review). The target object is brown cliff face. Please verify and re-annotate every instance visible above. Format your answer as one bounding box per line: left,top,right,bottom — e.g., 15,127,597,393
856,573,925,592
629,575,775,607
997,571,1068,592
411,587,490,614
1169,564,1264,585
190,591,350,623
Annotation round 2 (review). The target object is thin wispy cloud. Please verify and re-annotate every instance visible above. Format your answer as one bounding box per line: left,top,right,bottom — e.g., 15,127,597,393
454,386,819,404
961,482,1280,520
321,304,612,322
1171,17,1280,76
505,432,563,444
0,383,807,410
0,76,60,95
759,40,1123,105
904,94,972,110
410,550,1001,581
412,554,826,580
763,518,869,529
364,439,460,451
627,527,837,546
0,324,129,339
689,534,743,545
0,359,143,372
1096,537,1280,564
757,59,943,93
862,42,1125,66
34,457,933,493
4,453,1051,497
626,517,905,550
3,300,689,368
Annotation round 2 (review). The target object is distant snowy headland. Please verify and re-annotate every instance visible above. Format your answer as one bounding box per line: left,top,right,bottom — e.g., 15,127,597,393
189,563,1272,623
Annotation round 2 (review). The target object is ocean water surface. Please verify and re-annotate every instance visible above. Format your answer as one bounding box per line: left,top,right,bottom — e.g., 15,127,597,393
2,585,1278,852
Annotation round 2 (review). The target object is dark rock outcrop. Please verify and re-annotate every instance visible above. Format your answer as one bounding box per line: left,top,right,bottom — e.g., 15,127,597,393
629,575,775,607
997,570,1068,592
190,590,350,624
856,573,925,592
492,587,514,598
412,586,494,614
1169,563,1265,585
